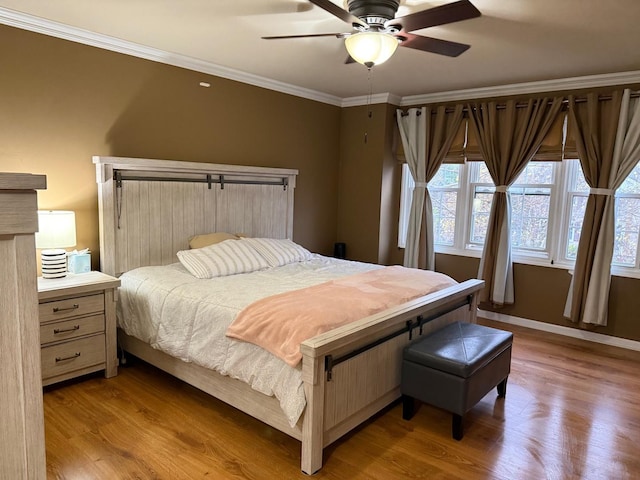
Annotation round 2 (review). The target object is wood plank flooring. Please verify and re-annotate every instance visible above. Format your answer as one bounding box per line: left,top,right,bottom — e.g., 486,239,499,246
43,319,640,479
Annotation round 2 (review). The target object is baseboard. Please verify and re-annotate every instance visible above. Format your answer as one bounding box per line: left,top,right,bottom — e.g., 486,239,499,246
478,309,640,353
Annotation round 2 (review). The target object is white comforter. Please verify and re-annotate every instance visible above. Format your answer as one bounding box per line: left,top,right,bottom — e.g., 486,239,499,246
117,254,381,427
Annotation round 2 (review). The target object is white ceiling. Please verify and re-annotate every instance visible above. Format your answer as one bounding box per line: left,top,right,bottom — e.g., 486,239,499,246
2,0,640,103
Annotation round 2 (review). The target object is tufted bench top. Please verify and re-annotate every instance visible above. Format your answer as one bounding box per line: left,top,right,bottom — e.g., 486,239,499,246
404,322,513,378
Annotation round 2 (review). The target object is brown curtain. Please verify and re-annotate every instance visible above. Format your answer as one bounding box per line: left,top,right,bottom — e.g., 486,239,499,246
466,109,565,162
564,91,624,324
443,119,467,164
397,105,464,270
467,97,564,305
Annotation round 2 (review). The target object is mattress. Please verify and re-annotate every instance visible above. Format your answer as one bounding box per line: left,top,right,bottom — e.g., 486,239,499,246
117,254,382,427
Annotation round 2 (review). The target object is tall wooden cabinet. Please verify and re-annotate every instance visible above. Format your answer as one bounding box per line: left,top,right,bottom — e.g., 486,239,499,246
0,173,47,479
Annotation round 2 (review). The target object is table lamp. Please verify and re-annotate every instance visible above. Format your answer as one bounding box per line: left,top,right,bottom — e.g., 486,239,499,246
35,210,77,279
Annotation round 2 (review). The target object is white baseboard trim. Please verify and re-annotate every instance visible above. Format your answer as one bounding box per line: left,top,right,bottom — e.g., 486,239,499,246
478,309,640,353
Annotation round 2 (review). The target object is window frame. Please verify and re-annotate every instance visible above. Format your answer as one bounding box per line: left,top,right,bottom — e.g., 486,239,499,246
429,164,465,249
465,162,559,260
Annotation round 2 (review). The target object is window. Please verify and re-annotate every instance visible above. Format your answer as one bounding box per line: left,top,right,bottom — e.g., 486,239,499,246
398,158,640,277
468,162,556,255
615,165,640,266
398,164,463,249
468,164,493,248
563,160,589,261
429,164,462,247
563,159,640,268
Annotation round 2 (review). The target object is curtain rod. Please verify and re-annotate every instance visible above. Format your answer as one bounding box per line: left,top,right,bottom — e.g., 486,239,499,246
399,90,640,116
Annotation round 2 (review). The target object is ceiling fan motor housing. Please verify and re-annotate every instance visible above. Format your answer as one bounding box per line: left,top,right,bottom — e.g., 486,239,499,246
347,0,400,25
262,0,477,60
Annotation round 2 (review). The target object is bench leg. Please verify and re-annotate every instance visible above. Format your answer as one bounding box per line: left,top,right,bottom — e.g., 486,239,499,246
452,414,464,440
497,376,508,398
402,395,416,420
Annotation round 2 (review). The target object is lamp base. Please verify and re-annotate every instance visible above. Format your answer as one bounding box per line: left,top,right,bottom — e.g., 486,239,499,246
41,248,68,279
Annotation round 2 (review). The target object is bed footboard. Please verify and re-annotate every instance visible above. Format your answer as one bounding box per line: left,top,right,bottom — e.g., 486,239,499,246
299,279,483,474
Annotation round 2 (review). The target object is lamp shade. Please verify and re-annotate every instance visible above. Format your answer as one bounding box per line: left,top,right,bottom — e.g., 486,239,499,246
35,210,77,249
345,32,399,67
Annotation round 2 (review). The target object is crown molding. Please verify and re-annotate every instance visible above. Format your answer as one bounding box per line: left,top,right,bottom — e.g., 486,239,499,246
341,92,401,108
0,6,344,107
399,70,640,106
3,6,640,110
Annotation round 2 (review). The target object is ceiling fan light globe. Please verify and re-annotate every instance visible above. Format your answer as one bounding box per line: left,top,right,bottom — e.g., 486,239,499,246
345,32,398,67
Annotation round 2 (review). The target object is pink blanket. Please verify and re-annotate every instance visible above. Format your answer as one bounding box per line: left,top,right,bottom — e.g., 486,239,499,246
226,266,457,366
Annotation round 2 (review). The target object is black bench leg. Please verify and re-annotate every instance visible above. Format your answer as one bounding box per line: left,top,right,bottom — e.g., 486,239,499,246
452,414,464,440
497,377,508,398
402,395,416,420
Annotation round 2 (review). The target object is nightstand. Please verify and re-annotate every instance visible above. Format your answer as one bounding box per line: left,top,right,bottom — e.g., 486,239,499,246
37,271,120,386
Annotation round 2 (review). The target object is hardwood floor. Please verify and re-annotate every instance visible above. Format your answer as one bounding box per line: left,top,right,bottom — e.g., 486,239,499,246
43,319,640,479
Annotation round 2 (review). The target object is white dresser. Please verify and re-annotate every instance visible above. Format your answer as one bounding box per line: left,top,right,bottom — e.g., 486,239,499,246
0,172,47,479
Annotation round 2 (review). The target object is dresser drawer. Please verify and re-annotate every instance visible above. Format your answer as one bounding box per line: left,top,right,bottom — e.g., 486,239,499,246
39,293,104,323
40,314,105,345
41,334,106,380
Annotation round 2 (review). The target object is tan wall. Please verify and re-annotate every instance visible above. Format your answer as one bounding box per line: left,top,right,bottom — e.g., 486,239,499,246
0,25,341,269
336,103,405,266
436,253,640,342
378,104,404,266
336,104,386,263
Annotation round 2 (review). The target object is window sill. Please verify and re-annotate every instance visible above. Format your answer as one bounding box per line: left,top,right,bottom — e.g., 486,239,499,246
433,247,640,280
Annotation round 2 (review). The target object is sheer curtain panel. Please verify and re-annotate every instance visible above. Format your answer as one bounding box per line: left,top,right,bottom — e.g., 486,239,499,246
397,105,464,269
397,107,427,268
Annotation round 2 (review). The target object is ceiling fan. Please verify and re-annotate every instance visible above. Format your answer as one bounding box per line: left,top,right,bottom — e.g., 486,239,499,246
262,0,481,68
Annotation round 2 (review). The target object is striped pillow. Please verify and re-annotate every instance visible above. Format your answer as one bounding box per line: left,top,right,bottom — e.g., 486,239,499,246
241,237,312,267
177,239,270,279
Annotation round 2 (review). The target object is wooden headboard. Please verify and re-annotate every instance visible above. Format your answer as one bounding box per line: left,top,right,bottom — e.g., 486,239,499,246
94,156,298,277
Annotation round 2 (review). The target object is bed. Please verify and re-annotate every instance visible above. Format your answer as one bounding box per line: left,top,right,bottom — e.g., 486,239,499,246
94,156,484,474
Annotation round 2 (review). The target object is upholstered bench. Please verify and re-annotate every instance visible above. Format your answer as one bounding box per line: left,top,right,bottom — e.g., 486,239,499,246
401,321,513,440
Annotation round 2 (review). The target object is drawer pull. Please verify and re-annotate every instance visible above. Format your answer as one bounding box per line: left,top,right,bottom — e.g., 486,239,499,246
52,304,79,313
53,325,80,334
55,352,81,362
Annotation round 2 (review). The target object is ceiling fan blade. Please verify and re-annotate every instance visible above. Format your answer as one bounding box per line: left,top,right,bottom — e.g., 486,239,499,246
398,32,470,57
387,0,480,32
262,32,346,40
309,0,367,28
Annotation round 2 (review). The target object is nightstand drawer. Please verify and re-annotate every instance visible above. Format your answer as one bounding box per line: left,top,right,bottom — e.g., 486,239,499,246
40,314,105,345
39,293,104,323
41,334,106,380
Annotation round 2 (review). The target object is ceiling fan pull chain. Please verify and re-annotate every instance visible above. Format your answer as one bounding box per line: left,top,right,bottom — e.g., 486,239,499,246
367,66,373,118
365,67,374,144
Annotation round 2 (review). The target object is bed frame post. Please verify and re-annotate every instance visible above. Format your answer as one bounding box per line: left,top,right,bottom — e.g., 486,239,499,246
300,353,325,475
469,289,480,317
95,161,116,277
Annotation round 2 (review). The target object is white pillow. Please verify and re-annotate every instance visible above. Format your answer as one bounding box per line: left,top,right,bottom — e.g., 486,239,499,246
241,237,312,267
177,239,270,279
